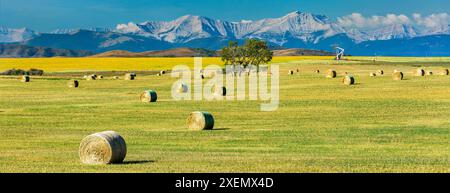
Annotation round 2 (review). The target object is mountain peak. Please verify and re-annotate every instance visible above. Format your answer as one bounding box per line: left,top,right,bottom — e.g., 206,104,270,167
285,11,303,16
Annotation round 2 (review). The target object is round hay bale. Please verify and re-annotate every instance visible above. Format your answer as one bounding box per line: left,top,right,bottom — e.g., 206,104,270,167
21,75,30,82
426,71,433,76
113,76,119,80
160,70,166,75
86,75,96,81
79,131,127,164
377,70,384,75
393,71,404,80
83,75,88,79
213,85,227,96
370,73,376,77
438,68,449,75
178,83,189,93
156,73,161,76
342,75,355,85
315,69,320,74
97,75,104,79
326,69,337,78
68,80,79,88
125,73,136,80
186,111,214,130
140,90,157,102
288,70,294,75
415,68,425,76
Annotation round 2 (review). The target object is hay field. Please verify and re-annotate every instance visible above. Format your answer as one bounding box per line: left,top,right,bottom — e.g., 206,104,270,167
0,56,449,172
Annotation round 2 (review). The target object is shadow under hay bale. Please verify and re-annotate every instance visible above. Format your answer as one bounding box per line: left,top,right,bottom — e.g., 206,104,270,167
68,80,79,88
326,69,337,78
343,75,355,85
21,75,30,82
393,71,404,80
140,90,158,102
187,111,214,130
79,131,127,164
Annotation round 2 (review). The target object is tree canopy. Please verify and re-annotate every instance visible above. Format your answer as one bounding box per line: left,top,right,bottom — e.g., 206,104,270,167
221,39,273,67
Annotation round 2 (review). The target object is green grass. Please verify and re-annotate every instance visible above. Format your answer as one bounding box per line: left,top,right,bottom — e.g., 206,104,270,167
0,60,449,173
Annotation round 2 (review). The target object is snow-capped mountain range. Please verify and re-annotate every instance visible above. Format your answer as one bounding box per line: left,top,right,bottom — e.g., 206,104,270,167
114,11,448,44
0,26,38,43
2,11,450,56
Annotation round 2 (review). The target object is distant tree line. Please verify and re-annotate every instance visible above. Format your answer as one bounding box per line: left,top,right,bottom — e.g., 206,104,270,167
1,68,44,76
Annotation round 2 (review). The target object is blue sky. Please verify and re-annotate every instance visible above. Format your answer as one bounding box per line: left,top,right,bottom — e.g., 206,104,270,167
1,0,449,31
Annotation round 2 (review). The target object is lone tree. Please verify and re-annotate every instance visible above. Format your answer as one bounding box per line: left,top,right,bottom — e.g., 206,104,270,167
221,39,273,72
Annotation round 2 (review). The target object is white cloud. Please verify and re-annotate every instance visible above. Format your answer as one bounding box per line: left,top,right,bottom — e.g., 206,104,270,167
337,13,411,29
413,13,450,28
116,22,141,33
337,13,449,31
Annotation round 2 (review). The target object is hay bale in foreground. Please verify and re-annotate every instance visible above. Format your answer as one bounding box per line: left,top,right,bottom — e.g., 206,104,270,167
178,83,189,93
21,75,30,82
393,71,404,80
370,73,376,77
68,80,79,88
186,111,214,130
326,69,337,78
97,75,104,79
415,68,425,76
342,75,355,85
160,70,166,75
79,131,127,164
377,70,384,75
140,90,157,102
125,73,136,80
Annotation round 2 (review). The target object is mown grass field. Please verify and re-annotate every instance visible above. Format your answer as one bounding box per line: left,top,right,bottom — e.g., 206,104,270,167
0,56,449,173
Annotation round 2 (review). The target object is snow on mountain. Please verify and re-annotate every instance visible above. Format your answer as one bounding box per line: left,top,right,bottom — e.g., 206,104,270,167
51,27,112,34
114,11,450,46
0,26,38,42
115,11,344,46
345,24,418,42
